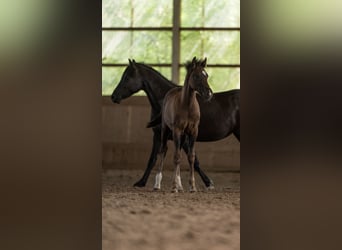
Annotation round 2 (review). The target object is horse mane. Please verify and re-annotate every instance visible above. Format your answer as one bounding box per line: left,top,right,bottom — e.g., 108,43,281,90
184,57,206,72
134,62,179,87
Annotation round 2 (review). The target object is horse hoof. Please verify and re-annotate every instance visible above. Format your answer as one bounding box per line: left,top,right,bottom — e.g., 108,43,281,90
205,180,215,189
171,188,178,193
153,187,161,191
133,181,146,187
176,185,184,192
189,188,197,193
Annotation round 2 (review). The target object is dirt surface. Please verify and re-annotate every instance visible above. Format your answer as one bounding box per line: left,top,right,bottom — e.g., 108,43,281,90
102,169,240,250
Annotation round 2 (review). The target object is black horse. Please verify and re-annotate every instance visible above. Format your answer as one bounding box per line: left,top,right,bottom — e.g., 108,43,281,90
111,59,240,188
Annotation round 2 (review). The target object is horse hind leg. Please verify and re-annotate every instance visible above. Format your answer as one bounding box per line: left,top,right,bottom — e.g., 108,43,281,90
187,135,197,192
181,137,214,189
233,127,240,141
134,131,160,187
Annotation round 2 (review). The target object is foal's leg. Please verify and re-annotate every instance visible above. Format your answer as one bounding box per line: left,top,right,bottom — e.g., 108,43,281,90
153,126,169,190
187,132,198,192
182,139,214,188
172,128,183,192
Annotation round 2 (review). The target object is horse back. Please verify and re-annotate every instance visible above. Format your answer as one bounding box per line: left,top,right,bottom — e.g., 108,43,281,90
196,89,240,141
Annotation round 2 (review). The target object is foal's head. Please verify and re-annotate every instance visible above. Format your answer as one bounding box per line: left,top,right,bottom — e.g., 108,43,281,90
185,57,213,102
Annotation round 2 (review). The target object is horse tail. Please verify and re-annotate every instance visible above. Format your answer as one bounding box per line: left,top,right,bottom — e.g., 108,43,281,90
146,113,162,128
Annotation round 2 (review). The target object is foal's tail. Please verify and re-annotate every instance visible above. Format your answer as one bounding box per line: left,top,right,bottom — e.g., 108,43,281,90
146,113,162,128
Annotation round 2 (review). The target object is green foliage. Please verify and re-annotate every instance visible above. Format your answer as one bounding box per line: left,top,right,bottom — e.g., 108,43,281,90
181,31,240,64
102,31,172,64
102,0,172,27
102,0,240,95
181,0,240,27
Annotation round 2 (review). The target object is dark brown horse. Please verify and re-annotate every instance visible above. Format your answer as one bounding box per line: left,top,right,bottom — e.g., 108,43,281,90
111,59,239,189
153,57,212,192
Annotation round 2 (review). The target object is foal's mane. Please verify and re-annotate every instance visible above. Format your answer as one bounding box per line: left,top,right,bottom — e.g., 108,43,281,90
184,57,206,72
183,57,206,85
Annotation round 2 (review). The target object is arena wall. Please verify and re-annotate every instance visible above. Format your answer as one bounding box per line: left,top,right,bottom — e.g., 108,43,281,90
102,96,240,172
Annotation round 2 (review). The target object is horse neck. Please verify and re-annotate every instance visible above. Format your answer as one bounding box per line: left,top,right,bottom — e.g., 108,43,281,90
181,75,196,107
138,65,176,104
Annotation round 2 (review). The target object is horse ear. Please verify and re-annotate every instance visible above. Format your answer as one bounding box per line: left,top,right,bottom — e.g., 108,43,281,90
201,57,207,67
128,59,137,69
191,57,197,69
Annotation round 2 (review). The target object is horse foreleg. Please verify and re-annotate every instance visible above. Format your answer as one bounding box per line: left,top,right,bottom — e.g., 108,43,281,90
172,129,183,192
153,151,166,190
134,131,160,187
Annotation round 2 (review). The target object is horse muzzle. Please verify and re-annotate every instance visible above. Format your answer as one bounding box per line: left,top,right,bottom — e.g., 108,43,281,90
111,94,121,104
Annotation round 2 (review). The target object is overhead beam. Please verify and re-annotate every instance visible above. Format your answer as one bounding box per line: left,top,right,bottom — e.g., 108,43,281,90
172,0,181,83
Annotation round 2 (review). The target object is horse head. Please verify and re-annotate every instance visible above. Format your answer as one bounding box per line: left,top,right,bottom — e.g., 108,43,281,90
186,57,213,102
111,59,144,103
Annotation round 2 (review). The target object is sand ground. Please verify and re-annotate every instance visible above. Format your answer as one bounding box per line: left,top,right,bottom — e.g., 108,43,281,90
102,169,240,250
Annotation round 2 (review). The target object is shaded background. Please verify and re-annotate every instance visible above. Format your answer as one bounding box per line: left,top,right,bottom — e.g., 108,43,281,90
242,0,342,249
0,1,101,250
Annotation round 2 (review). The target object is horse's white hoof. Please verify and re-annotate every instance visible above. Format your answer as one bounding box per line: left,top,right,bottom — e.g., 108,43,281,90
206,185,215,190
176,184,184,192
